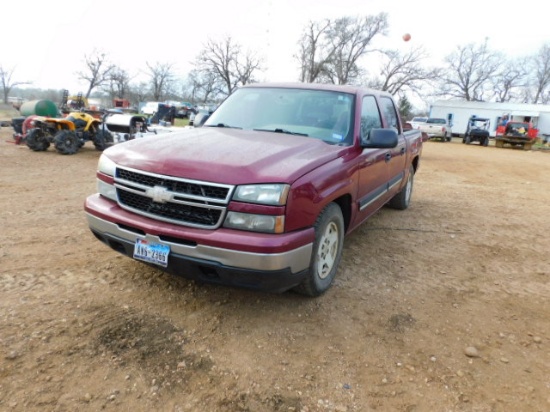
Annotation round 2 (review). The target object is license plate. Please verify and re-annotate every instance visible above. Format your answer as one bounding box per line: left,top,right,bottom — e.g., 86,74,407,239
133,239,170,267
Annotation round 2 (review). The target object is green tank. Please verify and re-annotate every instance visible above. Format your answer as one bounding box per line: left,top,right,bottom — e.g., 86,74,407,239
19,100,59,117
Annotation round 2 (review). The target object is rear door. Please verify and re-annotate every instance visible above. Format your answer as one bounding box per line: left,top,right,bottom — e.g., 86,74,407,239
378,96,407,197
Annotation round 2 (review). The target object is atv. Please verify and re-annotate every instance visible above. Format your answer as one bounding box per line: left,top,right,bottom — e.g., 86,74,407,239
26,111,113,155
463,116,490,146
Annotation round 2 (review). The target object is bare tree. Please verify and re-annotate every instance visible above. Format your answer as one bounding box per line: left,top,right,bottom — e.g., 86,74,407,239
186,69,220,103
490,58,529,102
103,66,132,100
235,51,263,86
128,82,151,106
295,19,336,83
76,50,115,98
437,40,502,101
367,46,441,97
195,36,263,96
145,62,176,101
323,14,389,85
530,43,550,104
0,65,30,104
295,14,388,85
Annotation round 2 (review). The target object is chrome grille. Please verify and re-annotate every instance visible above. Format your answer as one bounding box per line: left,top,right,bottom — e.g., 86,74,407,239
114,167,234,228
117,168,229,200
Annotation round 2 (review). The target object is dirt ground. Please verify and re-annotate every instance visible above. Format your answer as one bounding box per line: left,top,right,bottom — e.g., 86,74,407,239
1,119,549,412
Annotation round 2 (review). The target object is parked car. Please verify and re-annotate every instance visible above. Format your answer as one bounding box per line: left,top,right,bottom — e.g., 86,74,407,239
409,116,428,129
176,102,196,119
140,102,164,115
495,121,537,150
418,118,452,142
189,105,217,127
84,82,423,296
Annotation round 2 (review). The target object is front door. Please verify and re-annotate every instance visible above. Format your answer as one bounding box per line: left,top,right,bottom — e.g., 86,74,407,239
354,95,393,227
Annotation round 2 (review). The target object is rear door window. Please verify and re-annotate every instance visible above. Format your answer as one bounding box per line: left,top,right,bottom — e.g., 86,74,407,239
379,96,400,131
360,96,382,139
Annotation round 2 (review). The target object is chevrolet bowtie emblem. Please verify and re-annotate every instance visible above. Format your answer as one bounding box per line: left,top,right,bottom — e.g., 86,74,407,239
147,186,172,203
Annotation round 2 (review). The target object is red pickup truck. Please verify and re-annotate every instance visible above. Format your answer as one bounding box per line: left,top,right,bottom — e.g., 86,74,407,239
84,83,423,296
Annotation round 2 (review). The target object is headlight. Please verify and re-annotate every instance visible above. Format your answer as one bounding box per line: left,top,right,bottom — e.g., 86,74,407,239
233,184,289,205
224,212,284,234
98,154,116,176
97,154,117,201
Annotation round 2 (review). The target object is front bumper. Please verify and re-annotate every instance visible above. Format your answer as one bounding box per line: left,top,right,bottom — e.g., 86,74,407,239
85,195,314,292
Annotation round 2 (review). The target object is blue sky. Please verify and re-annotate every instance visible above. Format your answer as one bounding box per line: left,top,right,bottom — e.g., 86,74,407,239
4,0,549,108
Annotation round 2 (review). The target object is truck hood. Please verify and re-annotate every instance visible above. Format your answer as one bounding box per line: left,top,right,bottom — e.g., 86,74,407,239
103,127,348,185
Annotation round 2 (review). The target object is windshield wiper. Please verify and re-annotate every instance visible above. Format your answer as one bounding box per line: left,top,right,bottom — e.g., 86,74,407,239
253,128,308,136
206,123,242,129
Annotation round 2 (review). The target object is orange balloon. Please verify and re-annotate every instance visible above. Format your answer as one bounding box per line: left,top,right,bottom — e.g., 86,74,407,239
403,33,411,42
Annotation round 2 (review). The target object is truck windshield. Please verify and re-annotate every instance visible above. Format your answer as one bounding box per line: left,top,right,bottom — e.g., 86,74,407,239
205,87,355,145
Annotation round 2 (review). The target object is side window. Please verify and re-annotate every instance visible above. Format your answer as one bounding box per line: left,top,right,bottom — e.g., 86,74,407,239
360,95,382,140
379,96,400,131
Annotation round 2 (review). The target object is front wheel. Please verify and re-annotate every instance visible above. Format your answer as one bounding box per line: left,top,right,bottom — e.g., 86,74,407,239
294,203,344,297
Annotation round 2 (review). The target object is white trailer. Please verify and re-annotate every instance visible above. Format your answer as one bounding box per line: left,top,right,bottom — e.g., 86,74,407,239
428,100,550,139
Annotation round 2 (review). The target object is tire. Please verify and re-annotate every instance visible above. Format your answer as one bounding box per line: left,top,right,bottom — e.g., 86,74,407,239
26,128,50,151
387,165,414,210
93,129,114,151
294,203,344,297
482,137,489,147
465,135,471,144
54,130,79,155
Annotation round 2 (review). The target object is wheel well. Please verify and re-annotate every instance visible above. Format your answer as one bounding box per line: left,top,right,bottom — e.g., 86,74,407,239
412,155,420,174
331,195,352,233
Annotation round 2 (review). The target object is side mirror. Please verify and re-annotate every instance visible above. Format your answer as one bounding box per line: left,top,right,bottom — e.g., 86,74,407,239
361,128,398,148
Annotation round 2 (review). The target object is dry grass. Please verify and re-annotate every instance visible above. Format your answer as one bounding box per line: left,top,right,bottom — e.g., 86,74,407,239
0,103,20,122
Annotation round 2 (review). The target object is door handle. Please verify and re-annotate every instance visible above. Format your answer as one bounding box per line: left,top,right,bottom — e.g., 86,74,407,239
400,147,405,155
385,152,392,162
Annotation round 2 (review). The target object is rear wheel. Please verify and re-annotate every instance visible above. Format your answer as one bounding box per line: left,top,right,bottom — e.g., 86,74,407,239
465,135,471,144
294,203,344,297
26,128,50,151
54,130,79,155
93,129,114,151
482,137,489,147
388,165,414,210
